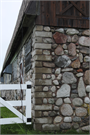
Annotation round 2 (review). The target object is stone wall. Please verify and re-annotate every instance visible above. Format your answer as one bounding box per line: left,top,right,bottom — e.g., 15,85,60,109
32,25,90,132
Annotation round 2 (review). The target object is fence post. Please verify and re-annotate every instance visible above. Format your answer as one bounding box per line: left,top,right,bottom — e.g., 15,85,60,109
26,81,31,124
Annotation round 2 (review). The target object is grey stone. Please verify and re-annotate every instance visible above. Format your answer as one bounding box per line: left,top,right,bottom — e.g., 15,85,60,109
75,107,87,116
62,72,77,84
51,74,55,80
43,112,48,116
73,117,81,122
71,84,77,89
76,73,83,77
53,80,59,85
43,38,54,44
79,36,90,47
55,55,71,68
62,44,67,49
55,68,61,74
84,56,90,62
54,116,62,124
42,124,60,130
61,104,73,116
43,98,47,104
35,31,52,37
71,94,78,98
34,25,43,31
57,74,62,80
86,85,90,92
47,75,51,79
72,98,83,106
62,68,73,72
35,117,52,123
67,35,72,42
48,98,55,104
78,77,86,97
82,62,89,69
43,86,48,91
57,84,70,97
55,28,64,33
51,86,56,92
52,44,58,49
71,90,78,94
34,55,52,61
60,123,72,129
81,125,90,131
34,79,52,85
49,111,56,117
43,50,50,55
34,43,51,49
54,106,59,111
80,46,90,54
44,26,50,31
66,29,79,35
82,29,90,36
34,105,52,110
64,50,68,54
73,123,79,129
64,98,71,103
79,53,83,63
55,98,63,106
64,117,72,122
84,97,90,104
72,35,79,42
53,93,55,97
35,92,52,97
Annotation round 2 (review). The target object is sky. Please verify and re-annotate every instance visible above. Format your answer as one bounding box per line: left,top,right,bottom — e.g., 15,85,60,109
0,0,23,73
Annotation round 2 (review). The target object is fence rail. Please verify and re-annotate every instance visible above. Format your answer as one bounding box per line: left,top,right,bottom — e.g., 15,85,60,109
0,81,31,125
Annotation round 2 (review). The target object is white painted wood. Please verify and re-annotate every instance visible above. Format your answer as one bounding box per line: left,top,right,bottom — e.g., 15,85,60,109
0,100,26,107
0,97,26,123
0,84,26,90
0,81,32,125
26,81,31,125
0,118,25,125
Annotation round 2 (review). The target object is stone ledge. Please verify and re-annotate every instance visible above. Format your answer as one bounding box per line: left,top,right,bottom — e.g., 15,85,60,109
34,79,52,85
35,31,52,37
34,43,51,49
35,117,52,124
34,68,51,73
33,111,42,117
32,49,42,57
33,98,42,105
32,74,42,79
35,92,52,98
32,61,42,68
42,124,60,130
34,55,52,61
35,86,42,91
34,105,52,110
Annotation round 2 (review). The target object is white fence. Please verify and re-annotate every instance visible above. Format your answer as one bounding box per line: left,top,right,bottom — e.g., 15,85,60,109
0,81,31,125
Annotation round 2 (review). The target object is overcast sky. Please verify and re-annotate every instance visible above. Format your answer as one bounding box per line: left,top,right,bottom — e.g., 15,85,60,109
0,0,23,73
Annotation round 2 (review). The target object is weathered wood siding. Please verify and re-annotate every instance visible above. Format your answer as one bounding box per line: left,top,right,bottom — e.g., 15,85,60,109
36,1,89,28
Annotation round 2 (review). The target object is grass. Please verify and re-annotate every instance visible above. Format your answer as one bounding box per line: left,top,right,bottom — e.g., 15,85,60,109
0,107,89,134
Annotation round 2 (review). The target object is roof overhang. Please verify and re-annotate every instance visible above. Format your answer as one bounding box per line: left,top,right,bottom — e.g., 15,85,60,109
1,0,40,76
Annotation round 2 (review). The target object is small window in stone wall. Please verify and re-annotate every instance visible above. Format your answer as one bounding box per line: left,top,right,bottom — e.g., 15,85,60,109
12,59,17,81
25,39,32,73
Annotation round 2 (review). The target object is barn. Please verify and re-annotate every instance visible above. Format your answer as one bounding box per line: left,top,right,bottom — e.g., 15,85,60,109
0,0,90,131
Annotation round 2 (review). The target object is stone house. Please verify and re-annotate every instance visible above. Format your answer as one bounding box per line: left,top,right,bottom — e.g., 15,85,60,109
0,0,90,132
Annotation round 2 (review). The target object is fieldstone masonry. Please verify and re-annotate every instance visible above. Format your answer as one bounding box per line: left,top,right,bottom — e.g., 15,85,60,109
5,25,90,132
31,26,90,132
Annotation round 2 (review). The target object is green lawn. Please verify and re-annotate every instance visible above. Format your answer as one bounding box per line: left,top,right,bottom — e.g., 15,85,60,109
0,107,89,134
